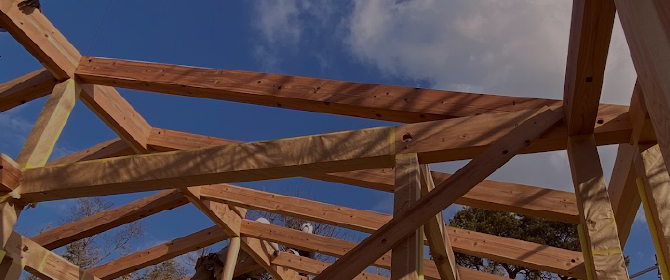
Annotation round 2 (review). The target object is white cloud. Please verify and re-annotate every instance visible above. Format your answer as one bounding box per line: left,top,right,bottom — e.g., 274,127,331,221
344,0,635,104
0,106,34,154
253,0,302,45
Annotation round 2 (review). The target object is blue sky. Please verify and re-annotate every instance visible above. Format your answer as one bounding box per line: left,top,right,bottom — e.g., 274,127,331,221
0,0,660,279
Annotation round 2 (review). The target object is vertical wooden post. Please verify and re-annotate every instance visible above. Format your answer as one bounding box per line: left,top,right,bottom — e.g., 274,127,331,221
634,144,670,279
392,154,423,280
1,78,80,280
567,135,629,280
220,237,241,280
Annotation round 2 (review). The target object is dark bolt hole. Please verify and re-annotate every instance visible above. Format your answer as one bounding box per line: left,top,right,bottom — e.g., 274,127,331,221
596,118,604,124
402,133,413,143
586,76,593,83
502,150,509,154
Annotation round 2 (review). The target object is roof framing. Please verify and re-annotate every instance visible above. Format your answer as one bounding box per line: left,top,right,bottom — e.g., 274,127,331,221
2,1,670,279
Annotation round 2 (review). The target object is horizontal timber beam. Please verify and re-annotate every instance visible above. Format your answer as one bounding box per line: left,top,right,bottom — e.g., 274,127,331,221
4,231,101,280
89,226,227,280
31,190,188,250
20,107,583,201
271,252,387,280
0,69,57,113
201,186,586,278
76,57,564,123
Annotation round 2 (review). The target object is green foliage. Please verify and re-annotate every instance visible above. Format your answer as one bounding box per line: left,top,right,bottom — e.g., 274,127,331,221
449,207,580,280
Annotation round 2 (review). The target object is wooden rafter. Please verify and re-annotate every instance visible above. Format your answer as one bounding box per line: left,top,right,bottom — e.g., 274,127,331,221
313,107,562,280
21,107,609,202
392,154,423,280
75,57,565,122
31,190,188,250
272,252,388,280
0,155,21,193
0,69,57,113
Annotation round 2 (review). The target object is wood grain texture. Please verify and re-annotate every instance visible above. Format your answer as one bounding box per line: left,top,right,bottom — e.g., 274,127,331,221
634,145,670,277
17,79,80,168
563,0,616,135
615,0,670,174
4,231,101,280
567,135,629,279
79,84,151,153
47,138,133,165
272,253,387,280
420,165,459,280
240,237,298,280
89,226,227,280
607,143,640,247
313,107,563,280
392,154,423,280
241,219,585,279
0,154,21,193
0,69,57,113
181,187,245,237
76,57,563,123
0,2,80,79
31,190,188,250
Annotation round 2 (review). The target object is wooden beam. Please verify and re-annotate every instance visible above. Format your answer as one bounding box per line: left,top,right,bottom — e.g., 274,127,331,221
16,79,80,168
615,0,670,173
392,154,423,280
21,107,602,202
240,237,297,280
0,69,57,113
147,128,581,223
567,135,629,279
312,107,562,280
89,226,226,280
47,138,133,165
241,219,585,279
0,2,80,80
419,165,458,280
76,57,565,122
563,0,615,135
318,169,580,224
0,155,21,193
607,143,639,247
3,231,102,280
272,252,387,280
634,144,670,279
241,200,586,279
31,190,188,250
79,84,152,153
0,257,22,280
181,187,245,237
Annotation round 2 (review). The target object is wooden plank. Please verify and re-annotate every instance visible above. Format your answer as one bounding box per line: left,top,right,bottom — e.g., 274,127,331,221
31,190,188,250
312,107,562,280
0,257,22,280
0,155,21,193
419,165,458,280
181,187,245,237
47,138,133,165
634,144,670,279
76,57,565,122
318,168,580,224
0,69,57,113
89,226,226,280
607,143,639,247
16,79,80,168
79,84,151,153
272,252,387,280
0,2,81,79
21,108,597,202
4,231,102,280
150,104,629,163
147,128,581,223
240,237,297,280
615,0,670,173
567,135,629,279
241,219,585,279
392,154,423,280
563,0,616,135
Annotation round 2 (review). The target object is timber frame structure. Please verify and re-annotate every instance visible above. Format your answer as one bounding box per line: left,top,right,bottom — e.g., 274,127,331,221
0,0,669,280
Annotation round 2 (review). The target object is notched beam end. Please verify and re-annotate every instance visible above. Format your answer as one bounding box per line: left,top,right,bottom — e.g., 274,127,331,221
0,154,22,193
